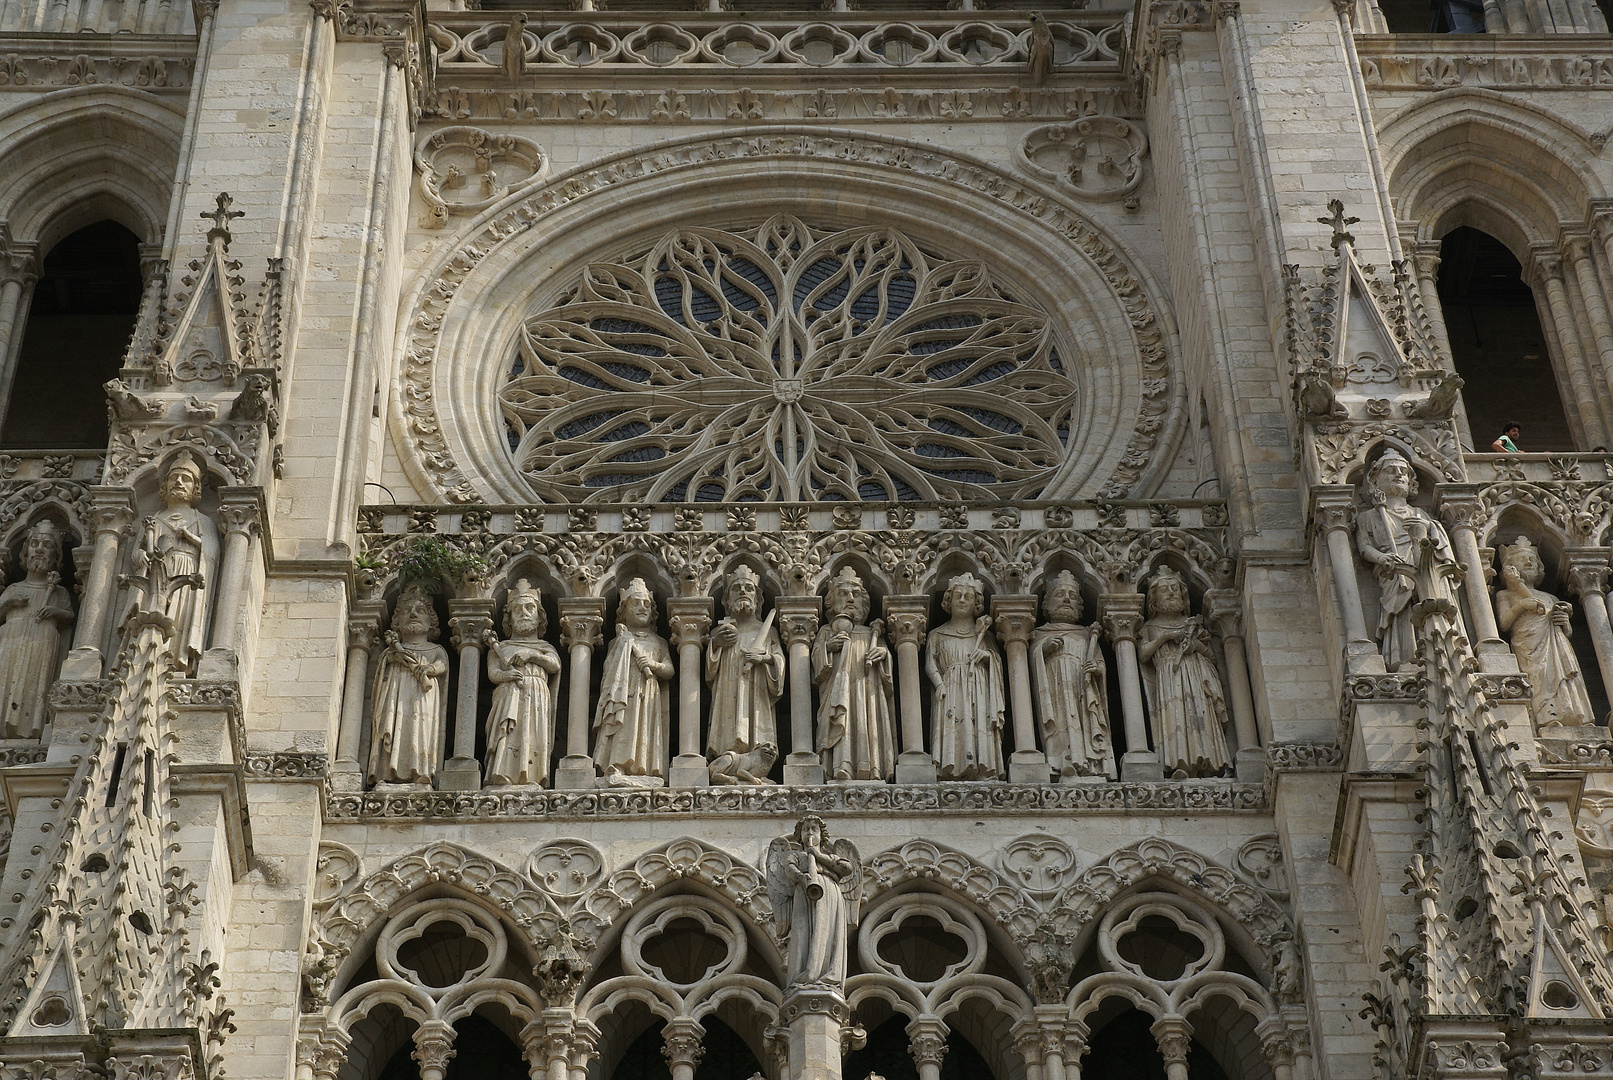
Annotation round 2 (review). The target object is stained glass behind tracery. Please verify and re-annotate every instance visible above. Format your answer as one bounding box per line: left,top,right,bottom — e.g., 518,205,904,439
500,215,1081,503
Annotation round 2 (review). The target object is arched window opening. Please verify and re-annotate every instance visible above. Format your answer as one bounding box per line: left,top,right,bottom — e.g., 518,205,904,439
1080,1006,1229,1080
1436,227,1574,452
1,220,143,450
607,1017,764,1080
841,1015,995,1080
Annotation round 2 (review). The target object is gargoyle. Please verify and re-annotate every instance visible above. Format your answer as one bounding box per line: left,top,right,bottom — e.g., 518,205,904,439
1404,372,1464,420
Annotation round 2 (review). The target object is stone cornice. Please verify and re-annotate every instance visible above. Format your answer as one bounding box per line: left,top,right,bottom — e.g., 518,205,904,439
1355,37,1613,99
0,36,196,93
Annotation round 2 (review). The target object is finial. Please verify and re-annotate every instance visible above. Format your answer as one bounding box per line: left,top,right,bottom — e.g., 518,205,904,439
1318,199,1360,252
201,192,245,245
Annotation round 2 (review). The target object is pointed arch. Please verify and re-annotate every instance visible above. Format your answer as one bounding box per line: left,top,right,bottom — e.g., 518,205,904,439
860,837,1041,949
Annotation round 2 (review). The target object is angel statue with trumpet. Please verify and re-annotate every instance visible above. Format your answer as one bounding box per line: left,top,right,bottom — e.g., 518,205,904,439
766,816,862,989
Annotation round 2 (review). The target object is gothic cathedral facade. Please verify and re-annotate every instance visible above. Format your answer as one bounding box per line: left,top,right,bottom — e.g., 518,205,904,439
0,0,1610,1075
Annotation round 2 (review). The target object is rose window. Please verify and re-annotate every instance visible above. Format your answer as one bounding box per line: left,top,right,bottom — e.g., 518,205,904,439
499,216,1082,503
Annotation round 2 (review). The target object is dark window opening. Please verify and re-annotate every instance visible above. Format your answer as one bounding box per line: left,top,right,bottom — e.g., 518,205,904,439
375,1015,526,1080
841,1016,995,1080
1437,226,1574,452
1376,0,1486,31
609,1017,764,1080
1081,1007,1231,1080
2,220,143,450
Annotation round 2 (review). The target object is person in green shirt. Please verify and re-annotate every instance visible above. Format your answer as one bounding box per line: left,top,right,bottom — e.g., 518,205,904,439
1492,422,1522,453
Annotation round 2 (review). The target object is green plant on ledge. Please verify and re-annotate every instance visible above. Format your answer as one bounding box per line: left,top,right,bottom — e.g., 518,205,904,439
378,535,489,590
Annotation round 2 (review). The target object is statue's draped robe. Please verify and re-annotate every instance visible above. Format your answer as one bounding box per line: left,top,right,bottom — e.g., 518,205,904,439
143,505,218,671
706,618,783,757
1499,588,1595,729
1356,502,1457,671
369,640,449,784
1030,622,1114,779
813,622,896,781
785,849,849,987
485,637,561,785
594,625,672,780
1140,616,1232,777
929,624,1006,780
0,578,72,738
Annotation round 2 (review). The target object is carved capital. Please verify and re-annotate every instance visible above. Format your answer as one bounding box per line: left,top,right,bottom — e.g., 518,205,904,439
218,493,264,538
908,1019,949,1069
347,620,381,652
1410,243,1442,281
1530,246,1565,286
1256,1017,1296,1069
1592,201,1613,247
667,597,713,649
88,489,139,537
558,612,605,651
1561,230,1597,266
1202,588,1243,638
448,613,494,651
1435,486,1484,534
661,1019,705,1069
1150,1017,1193,1066
1098,593,1145,644
883,596,930,647
1311,486,1357,535
0,224,38,286
774,596,822,648
1565,552,1612,599
991,595,1039,645
308,0,338,18
412,1020,457,1073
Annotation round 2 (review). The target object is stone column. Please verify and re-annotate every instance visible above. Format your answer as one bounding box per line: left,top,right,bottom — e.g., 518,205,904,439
1204,588,1263,782
439,597,494,790
539,1011,573,1080
1313,487,1378,671
1409,243,1455,364
518,1020,549,1080
0,234,37,430
1437,486,1510,665
777,595,824,785
667,597,712,787
1150,1017,1192,1080
884,595,936,784
993,594,1048,783
200,488,263,677
1531,249,1610,449
1029,1008,1068,1080
1567,554,1613,717
908,1018,949,1080
1256,1017,1298,1080
568,1020,599,1080
662,1018,705,1080
1099,593,1159,782
1564,234,1613,389
412,1020,457,1080
331,598,386,792
1010,1020,1045,1080
554,597,605,789
781,988,849,1080
61,488,137,679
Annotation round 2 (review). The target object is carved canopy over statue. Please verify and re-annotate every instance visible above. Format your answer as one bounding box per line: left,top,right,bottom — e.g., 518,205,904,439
0,520,75,739
765,815,861,990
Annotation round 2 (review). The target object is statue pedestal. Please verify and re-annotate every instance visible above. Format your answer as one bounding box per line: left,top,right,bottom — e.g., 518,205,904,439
436,756,481,791
781,989,849,1080
669,754,710,788
196,646,238,682
57,646,104,682
328,760,365,793
784,751,824,786
1008,749,1050,784
1235,746,1266,784
894,750,936,785
1119,749,1161,782
553,754,596,789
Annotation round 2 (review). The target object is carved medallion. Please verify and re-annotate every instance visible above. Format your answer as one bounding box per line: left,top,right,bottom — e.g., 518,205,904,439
1019,117,1148,201
526,838,606,899
415,126,548,227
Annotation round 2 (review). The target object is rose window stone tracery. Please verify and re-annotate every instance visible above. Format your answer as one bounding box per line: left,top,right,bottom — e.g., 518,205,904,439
499,215,1081,503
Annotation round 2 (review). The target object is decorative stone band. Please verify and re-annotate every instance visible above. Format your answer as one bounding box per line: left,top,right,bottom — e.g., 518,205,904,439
1538,740,1613,768
0,744,48,767
1343,672,1424,704
1264,742,1344,771
245,752,331,781
0,50,196,94
326,780,1266,820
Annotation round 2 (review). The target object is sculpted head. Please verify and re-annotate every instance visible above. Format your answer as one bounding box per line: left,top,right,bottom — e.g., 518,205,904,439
504,579,547,638
826,567,870,624
160,451,204,509
1147,567,1190,617
942,573,986,619
393,584,440,640
1045,570,1083,623
724,565,762,618
1501,537,1546,588
1366,449,1417,503
21,519,63,578
619,577,657,629
794,814,827,849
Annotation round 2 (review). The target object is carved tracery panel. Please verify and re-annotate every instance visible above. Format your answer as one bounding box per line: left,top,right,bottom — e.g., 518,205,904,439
499,216,1080,504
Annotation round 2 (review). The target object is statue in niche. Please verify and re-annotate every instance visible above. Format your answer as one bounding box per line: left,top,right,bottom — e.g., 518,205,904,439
927,573,1006,781
484,578,562,786
1139,568,1233,778
707,566,784,783
1355,449,1459,672
0,520,75,739
1495,537,1595,730
1031,571,1115,780
369,584,450,787
134,451,218,673
812,568,896,782
593,577,674,786
765,815,861,990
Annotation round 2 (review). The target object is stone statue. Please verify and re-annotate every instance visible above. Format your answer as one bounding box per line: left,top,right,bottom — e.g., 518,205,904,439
706,565,784,778
134,451,219,673
765,815,861,989
593,578,674,786
927,573,1007,780
812,568,896,782
369,584,450,787
1139,568,1233,778
484,578,562,786
1495,537,1594,730
1355,449,1459,671
1031,571,1114,780
0,520,75,739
